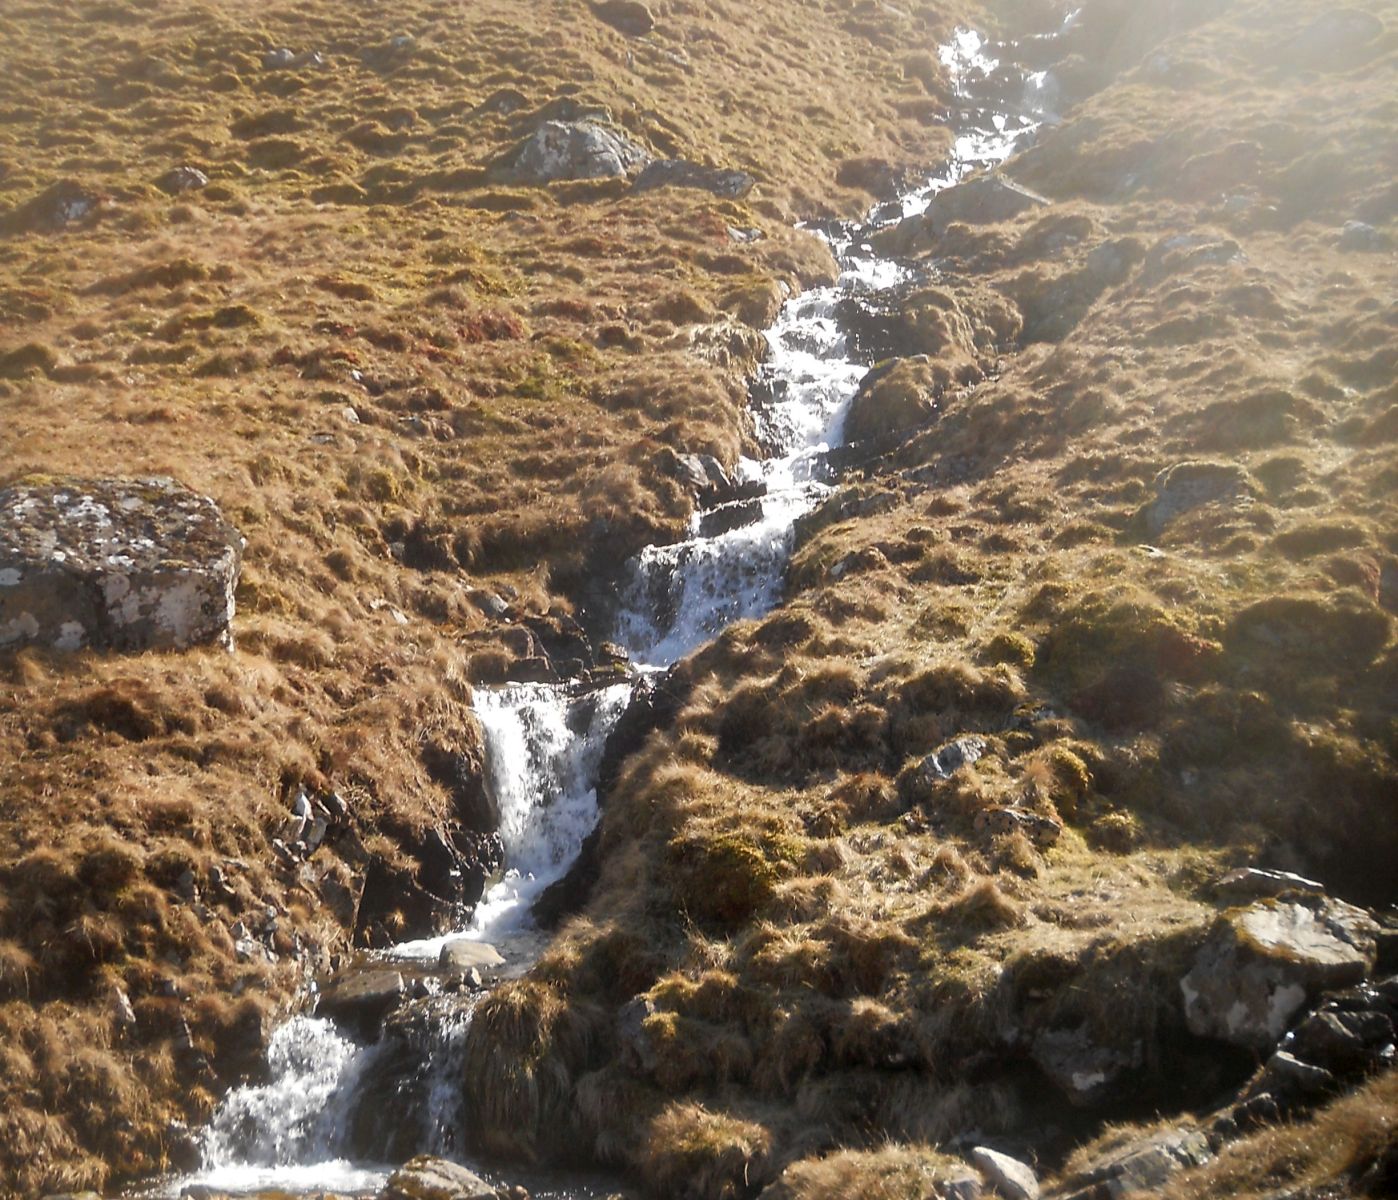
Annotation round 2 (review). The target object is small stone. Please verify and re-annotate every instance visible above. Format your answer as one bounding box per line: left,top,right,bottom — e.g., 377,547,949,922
590,0,655,36
1338,220,1386,252
970,1147,1039,1200
920,737,988,782
157,166,209,195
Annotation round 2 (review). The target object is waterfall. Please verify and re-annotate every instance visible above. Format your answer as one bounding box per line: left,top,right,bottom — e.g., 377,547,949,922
175,25,1049,1196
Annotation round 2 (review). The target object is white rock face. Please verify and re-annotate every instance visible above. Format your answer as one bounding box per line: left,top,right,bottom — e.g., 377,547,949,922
1180,897,1379,1050
970,1147,1040,1200
0,476,243,654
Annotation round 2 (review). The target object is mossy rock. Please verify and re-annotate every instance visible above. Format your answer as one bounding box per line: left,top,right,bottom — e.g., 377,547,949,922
1227,591,1391,669
667,832,789,926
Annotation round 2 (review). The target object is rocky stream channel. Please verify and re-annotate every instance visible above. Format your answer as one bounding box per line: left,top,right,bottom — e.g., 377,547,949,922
126,16,1395,1200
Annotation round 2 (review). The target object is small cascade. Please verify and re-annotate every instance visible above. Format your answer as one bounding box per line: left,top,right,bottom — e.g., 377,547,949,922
392,680,634,959
612,28,1040,666
196,1016,384,1193
175,25,1054,1198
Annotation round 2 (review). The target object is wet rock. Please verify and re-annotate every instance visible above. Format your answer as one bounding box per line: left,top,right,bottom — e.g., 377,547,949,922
1180,897,1380,1050
1057,1127,1212,1200
634,159,755,198
157,166,209,195
590,0,655,36
1214,867,1326,902
490,120,650,185
659,449,759,509
1338,220,1386,252
698,497,765,538
1286,1003,1395,1077
1030,1026,1139,1105
317,967,405,1039
919,736,988,783
0,476,243,654
970,1147,1039,1200
381,1155,498,1200
1140,461,1257,537
438,939,505,974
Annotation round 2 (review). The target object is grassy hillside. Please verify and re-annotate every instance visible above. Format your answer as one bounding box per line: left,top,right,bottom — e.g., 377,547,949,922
1,0,1395,1195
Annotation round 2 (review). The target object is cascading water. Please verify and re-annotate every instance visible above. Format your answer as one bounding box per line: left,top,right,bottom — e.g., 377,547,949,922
392,680,635,958
172,26,1049,1197
613,27,1040,666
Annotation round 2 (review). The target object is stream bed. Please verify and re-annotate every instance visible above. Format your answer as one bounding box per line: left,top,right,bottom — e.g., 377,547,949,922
152,24,1054,1199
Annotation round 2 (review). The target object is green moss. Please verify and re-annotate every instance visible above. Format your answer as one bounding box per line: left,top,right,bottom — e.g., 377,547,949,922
982,631,1037,668
667,832,791,927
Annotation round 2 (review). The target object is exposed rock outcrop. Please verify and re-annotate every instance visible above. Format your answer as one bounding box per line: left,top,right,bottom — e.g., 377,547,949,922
381,1155,499,1200
490,120,650,184
1180,896,1380,1050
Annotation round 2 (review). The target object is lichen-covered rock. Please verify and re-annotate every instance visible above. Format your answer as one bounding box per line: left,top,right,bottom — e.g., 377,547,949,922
0,476,242,654
1180,897,1380,1050
490,119,650,185
380,1155,499,1200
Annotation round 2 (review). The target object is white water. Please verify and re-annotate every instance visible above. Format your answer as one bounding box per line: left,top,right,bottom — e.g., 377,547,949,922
392,680,634,959
176,26,1047,1197
195,1017,386,1193
614,27,1039,667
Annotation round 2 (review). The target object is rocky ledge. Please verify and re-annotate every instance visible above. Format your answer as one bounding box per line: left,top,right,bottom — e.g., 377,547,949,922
0,476,243,654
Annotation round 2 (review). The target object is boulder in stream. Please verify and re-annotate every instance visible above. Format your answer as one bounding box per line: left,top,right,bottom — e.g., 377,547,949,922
316,967,406,1039
0,476,242,654
381,1156,499,1200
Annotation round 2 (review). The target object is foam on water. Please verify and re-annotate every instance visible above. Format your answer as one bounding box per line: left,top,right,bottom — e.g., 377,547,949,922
391,679,634,958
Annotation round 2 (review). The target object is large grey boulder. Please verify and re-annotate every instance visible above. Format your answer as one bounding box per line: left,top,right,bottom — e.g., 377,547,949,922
380,1155,498,1200
0,476,242,654
491,119,650,185
1180,897,1380,1050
